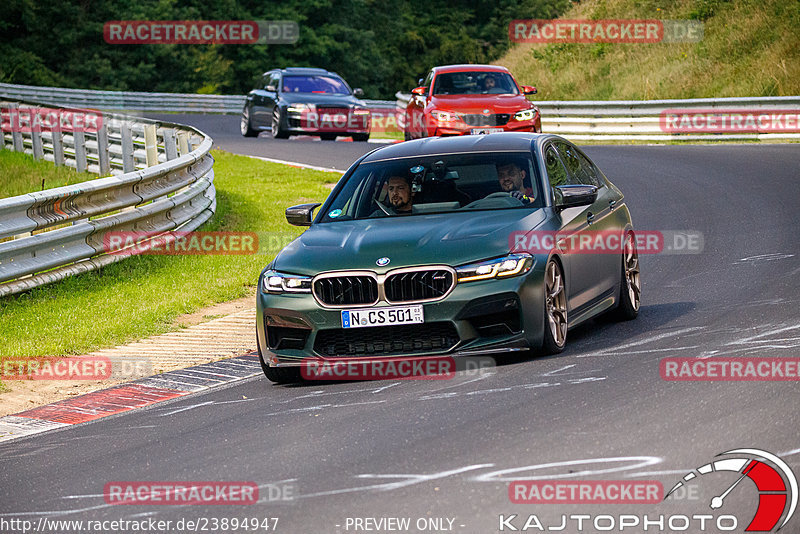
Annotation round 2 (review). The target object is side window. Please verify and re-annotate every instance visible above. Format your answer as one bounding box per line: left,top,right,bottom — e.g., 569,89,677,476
575,150,603,188
544,145,569,188
555,141,601,187
269,73,281,92
423,71,434,95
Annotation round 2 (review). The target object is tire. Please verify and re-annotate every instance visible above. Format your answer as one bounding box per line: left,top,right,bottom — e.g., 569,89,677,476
258,341,302,383
351,133,370,142
404,130,412,141
542,258,567,354
610,232,640,321
320,133,337,141
271,108,289,139
240,107,257,137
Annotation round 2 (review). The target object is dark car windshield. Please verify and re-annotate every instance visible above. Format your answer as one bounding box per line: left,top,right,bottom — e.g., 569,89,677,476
282,75,351,94
319,152,543,223
432,71,519,95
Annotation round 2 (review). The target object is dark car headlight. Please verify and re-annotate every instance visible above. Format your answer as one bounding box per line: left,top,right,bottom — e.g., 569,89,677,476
456,253,534,283
263,270,312,293
513,108,538,121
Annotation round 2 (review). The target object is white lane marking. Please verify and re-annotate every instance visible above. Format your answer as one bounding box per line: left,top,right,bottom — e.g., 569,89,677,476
298,464,494,499
726,323,800,345
780,448,800,457
735,253,794,263
473,456,662,482
579,327,705,357
372,382,400,393
158,401,214,416
541,364,576,376
244,155,344,173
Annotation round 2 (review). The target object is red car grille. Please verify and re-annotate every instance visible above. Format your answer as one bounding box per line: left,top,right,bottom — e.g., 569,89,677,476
460,113,510,126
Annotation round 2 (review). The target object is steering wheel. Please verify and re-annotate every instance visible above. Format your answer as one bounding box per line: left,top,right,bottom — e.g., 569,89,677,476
375,200,396,216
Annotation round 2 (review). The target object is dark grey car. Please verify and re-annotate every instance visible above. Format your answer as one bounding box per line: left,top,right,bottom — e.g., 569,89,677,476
240,67,371,141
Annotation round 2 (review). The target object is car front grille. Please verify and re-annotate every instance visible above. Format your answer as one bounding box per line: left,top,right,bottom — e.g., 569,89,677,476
316,106,349,116
460,113,510,126
385,269,454,303
313,322,460,357
313,275,378,306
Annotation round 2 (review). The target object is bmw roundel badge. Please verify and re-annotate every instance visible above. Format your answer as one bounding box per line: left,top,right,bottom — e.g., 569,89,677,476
376,257,391,266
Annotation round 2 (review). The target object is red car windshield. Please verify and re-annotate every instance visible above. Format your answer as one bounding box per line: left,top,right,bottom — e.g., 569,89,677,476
432,71,519,96
282,75,350,94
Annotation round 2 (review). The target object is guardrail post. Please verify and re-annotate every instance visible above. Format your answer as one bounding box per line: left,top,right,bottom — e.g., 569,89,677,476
177,132,190,156
52,124,65,166
73,128,87,173
121,122,135,172
144,124,158,167
32,120,44,160
163,128,178,161
96,122,110,175
8,103,24,152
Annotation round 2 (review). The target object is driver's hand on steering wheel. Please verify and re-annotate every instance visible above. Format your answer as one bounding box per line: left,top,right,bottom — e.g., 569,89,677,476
510,190,533,204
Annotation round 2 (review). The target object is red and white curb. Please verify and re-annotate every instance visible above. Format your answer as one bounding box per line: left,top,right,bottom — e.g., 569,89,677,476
0,353,262,443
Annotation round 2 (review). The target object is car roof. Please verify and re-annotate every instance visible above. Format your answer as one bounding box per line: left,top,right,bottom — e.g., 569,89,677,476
275,67,336,76
361,133,555,163
432,64,512,74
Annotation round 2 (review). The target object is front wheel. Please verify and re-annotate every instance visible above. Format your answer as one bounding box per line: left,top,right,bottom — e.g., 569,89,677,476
320,133,337,141
351,133,369,142
542,258,567,354
271,109,289,139
258,340,301,383
240,107,257,137
610,232,640,320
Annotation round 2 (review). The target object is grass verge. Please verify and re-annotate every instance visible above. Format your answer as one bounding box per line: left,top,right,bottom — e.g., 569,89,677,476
0,150,96,198
0,150,337,362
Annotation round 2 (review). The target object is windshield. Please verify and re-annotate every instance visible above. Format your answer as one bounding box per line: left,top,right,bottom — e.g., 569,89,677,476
319,152,542,222
432,71,519,95
282,75,351,94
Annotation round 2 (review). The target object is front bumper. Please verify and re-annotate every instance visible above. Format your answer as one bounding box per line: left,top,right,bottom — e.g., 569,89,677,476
256,270,546,367
433,118,540,136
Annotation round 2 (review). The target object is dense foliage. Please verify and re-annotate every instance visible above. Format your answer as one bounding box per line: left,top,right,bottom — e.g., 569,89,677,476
0,0,569,99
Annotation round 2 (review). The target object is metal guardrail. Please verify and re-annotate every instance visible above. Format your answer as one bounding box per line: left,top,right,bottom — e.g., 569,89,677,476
0,99,216,297
394,92,800,141
0,83,396,114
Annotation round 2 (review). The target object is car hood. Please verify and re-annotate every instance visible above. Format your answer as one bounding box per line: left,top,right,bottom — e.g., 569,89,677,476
429,94,534,113
273,209,548,275
281,92,365,108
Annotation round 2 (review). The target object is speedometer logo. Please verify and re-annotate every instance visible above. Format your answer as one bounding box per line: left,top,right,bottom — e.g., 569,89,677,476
666,448,797,531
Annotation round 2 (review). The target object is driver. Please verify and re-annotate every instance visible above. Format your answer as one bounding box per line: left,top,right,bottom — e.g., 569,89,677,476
482,75,497,92
496,161,534,204
371,174,415,216
387,175,414,213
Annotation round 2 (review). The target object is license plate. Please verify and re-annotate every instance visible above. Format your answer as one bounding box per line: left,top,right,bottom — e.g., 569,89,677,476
342,305,423,328
471,128,504,134
322,113,347,123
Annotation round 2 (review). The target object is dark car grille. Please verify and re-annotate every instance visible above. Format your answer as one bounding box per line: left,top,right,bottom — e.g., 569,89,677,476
314,275,378,306
460,113,510,127
385,269,454,303
317,106,349,116
314,322,460,357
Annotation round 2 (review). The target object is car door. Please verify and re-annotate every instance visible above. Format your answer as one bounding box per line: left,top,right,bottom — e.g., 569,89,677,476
553,140,619,310
252,72,280,127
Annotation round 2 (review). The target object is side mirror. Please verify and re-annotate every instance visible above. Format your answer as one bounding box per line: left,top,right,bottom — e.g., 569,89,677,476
418,78,424,85
411,86,427,96
553,185,597,209
522,85,537,95
353,88,364,97
286,203,321,226
265,85,277,92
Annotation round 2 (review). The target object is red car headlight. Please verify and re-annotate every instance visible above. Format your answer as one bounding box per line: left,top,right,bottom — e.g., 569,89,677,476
431,110,459,123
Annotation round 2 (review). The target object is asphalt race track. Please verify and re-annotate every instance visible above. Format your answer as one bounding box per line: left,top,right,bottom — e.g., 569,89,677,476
1,115,799,533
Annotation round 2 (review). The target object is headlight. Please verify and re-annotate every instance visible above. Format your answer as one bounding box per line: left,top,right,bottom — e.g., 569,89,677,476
456,253,534,283
287,104,315,114
514,108,537,121
431,110,459,122
262,270,312,293
352,107,370,116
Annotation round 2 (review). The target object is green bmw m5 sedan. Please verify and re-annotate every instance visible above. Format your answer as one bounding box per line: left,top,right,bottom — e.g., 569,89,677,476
257,133,640,383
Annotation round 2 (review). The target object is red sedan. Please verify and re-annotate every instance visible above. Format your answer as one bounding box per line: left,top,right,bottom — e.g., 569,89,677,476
403,64,541,140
